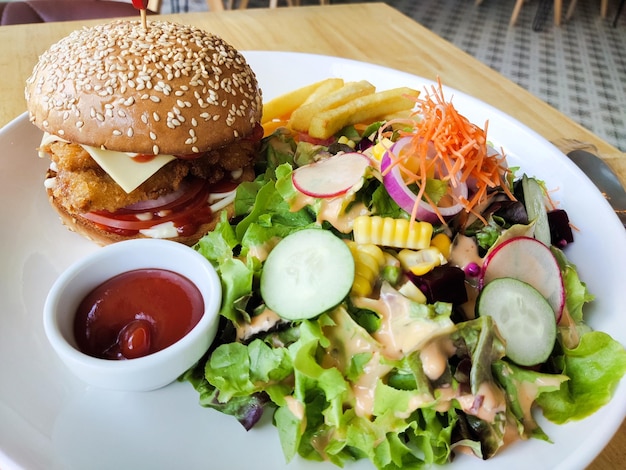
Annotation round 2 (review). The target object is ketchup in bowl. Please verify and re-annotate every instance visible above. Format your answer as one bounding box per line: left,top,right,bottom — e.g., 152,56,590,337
74,269,204,360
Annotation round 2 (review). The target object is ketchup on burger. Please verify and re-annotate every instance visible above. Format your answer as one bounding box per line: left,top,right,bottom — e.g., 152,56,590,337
25,19,263,246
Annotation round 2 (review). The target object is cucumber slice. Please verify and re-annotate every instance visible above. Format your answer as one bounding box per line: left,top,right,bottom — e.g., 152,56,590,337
477,277,557,366
480,236,564,320
260,228,355,321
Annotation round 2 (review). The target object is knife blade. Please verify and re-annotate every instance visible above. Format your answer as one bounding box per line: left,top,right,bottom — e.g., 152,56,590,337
566,149,626,228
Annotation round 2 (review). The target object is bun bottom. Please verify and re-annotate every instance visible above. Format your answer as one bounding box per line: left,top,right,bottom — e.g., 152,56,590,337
48,189,234,247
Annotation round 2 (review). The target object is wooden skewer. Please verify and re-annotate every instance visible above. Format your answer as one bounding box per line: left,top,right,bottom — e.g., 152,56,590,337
140,9,147,30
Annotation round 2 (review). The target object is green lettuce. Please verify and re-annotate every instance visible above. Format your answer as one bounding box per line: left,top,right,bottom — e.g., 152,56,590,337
185,128,626,470
536,331,626,423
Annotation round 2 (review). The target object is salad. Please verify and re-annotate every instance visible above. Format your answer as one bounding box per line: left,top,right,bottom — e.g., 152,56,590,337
182,80,626,469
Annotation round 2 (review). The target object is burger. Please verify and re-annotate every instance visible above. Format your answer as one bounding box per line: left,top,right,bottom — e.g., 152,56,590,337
25,19,263,246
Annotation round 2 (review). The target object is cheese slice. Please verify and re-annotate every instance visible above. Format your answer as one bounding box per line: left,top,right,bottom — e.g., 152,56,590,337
39,133,176,194
82,145,176,193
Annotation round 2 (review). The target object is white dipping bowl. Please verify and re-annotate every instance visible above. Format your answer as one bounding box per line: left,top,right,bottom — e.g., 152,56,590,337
43,239,221,392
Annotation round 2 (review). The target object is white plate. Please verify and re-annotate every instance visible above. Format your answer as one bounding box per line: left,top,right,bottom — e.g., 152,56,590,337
1,52,624,470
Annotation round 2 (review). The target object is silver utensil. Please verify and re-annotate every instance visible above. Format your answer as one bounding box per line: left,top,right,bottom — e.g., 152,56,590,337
566,149,626,228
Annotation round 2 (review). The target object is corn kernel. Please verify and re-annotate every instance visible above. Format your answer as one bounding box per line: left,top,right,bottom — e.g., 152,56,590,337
338,135,356,149
351,275,373,297
371,138,394,161
407,220,433,250
381,217,396,246
353,215,434,250
347,241,385,298
357,244,386,267
397,247,443,276
430,233,452,259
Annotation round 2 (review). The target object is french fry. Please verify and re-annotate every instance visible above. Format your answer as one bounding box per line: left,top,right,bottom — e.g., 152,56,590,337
261,78,343,123
289,80,376,132
302,78,345,105
308,87,420,139
381,109,417,122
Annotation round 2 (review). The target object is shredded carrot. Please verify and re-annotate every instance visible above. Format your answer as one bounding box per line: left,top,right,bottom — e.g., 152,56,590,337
380,78,514,225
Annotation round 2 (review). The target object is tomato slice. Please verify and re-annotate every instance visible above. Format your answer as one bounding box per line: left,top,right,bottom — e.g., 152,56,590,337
81,177,230,236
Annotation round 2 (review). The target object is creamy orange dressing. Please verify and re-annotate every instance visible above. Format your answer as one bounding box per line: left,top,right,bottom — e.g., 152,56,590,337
456,381,506,423
288,191,318,213
556,305,581,349
419,337,456,381
449,234,483,270
513,373,566,433
284,395,305,421
432,387,455,413
460,283,480,320
354,283,454,360
245,236,281,263
287,186,370,233
448,235,483,319
317,199,370,233
310,429,335,461
235,308,282,342
352,352,392,417
321,308,386,418
395,393,436,420
321,307,379,371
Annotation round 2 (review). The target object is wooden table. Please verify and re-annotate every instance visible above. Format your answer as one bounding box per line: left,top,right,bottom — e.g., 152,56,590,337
0,3,623,468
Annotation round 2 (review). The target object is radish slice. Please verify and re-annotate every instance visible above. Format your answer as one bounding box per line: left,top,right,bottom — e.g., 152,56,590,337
380,137,467,223
292,152,372,198
477,277,557,366
480,236,565,321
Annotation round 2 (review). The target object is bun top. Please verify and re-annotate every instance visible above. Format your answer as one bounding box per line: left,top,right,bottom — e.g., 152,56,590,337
25,20,262,155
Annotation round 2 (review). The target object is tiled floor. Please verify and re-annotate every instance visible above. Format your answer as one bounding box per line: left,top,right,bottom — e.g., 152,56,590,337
164,0,626,151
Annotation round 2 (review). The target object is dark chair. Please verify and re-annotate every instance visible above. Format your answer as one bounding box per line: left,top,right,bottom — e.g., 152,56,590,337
614,0,625,27
0,0,158,26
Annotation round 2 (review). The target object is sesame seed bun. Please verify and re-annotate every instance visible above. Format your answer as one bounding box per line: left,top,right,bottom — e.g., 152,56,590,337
27,20,264,247
25,19,262,155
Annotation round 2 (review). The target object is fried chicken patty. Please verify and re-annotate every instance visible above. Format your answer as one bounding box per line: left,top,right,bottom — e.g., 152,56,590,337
44,139,259,214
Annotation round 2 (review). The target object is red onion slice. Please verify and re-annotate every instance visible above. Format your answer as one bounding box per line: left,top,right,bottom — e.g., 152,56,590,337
124,179,198,211
380,137,468,223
